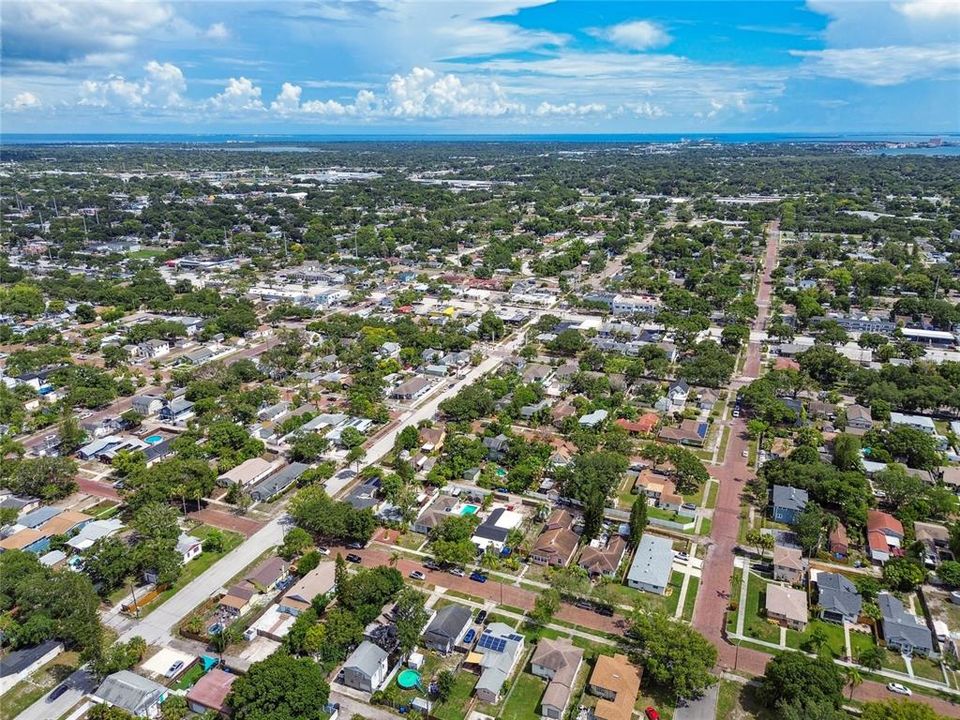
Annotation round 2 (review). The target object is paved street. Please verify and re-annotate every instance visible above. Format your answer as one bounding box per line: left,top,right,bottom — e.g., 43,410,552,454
674,683,719,720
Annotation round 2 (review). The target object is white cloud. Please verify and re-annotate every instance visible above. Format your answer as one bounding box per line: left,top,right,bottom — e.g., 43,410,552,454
590,20,671,50
79,75,144,107
385,67,523,117
209,76,265,111
2,1,176,65
205,22,230,40
6,91,41,111
143,60,185,105
622,102,666,118
892,0,960,19
534,101,605,116
791,44,960,85
270,82,302,114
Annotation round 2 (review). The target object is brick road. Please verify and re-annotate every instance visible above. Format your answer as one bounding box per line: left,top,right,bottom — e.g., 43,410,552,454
350,546,625,635
76,476,121,501
692,222,960,716
188,507,265,537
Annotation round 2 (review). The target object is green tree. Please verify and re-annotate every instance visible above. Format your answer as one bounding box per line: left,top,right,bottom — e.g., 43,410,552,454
758,652,843,710
857,645,886,671
831,433,862,472
57,414,87,455
882,557,926,591
394,587,429,655
280,527,313,560
628,497,648,546
861,700,947,720
228,652,331,720
528,589,561,628
435,669,456,702
936,560,960,588
625,612,717,700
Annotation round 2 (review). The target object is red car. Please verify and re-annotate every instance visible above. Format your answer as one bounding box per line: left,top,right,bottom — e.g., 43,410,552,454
644,708,660,720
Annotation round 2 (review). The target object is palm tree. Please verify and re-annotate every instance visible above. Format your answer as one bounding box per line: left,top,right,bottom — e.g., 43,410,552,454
844,666,862,700
388,551,401,568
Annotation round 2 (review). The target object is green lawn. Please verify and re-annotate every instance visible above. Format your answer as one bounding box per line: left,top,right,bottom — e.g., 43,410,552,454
699,517,713,537
433,672,478,720
786,620,846,658
849,629,876,659
715,680,776,720
139,527,243,617
173,662,206,690
726,568,743,635
741,572,780,645
912,656,945,682
500,672,546,720
395,532,428,551
0,652,79,720
704,481,719,510
681,576,699,622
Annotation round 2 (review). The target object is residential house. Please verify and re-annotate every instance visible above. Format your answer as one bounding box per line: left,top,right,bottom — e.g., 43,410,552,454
655,379,690,413
218,584,255,616
245,556,289,592
915,521,950,568
615,413,659,435
94,670,168,718
771,485,809,525
419,426,446,452
279,563,336,616
889,412,937,435
391,377,431,401
625,534,672,595
578,536,627,578
816,572,862,624
588,654,642,720
474,623,525,704
159,398,195,424
176,534,202,564
867,510,905,564
657,419,707,447
773,544,806,585
217,457,276,487
845,404,873,432
472,508,523,552
829,523,850,560
342,640,389,693
412,495,458,535
66,518,124,552
131,394,164,417
879,593,934,657
531,639,583,720
422,604,472,654
250,462,308,502
765,584,808,630
483,434,510,461
531,510,579,567
0,640,63,694
579,409,608,429
186,668,236,717
698,389,720,412
77,435,149,462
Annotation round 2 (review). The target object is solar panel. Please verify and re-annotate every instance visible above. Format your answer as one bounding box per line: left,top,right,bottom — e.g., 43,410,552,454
477,633,506,652
507,634,524,642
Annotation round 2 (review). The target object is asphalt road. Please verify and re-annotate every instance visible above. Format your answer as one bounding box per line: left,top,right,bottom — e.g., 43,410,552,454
674,683,719,720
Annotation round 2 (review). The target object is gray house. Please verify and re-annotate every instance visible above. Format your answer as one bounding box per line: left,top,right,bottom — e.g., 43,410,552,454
483,434,510,461
342,640,389,693
816,572,862,624
625,534,673,595
94,670,168,717
772,485,808,525
422,604,472,654
879,593,934,657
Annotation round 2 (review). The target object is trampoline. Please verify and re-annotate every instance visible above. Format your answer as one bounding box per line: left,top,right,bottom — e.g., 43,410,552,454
397,670,422,689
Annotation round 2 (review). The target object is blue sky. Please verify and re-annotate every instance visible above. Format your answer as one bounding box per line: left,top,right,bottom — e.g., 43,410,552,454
2,0,958,134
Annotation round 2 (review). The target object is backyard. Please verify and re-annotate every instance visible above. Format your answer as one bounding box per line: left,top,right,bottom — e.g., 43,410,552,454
432,671,478,720
499,671,546,720
0,651,79,720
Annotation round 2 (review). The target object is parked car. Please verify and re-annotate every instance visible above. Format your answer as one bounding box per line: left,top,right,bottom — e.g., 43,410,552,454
575,600,592,610
449,567,465,577
423,559,441,571
645,707,660,720
317,546,330,556
243,627,257,641
675,552,690,562
475,610,488,624
346,553,362,563
741,449,748,457
469,571,487,583
595,605,614,617
409,570,426,581
887,683,912,696
346,541,364,549
165,661,184,678
48,685,69,702
681,503,696,511
463,628,476,645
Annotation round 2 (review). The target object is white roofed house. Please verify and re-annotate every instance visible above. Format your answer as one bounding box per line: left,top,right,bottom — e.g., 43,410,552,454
342,640,389,693
473,623,525,704
625,534,672,595
176,533,202,564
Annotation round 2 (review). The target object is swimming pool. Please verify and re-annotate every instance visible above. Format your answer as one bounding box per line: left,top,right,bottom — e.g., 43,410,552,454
459,504,479,516
145,435,163,445
397,669,421,689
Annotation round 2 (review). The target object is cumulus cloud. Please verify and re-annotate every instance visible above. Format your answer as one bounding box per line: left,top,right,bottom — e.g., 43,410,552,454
80,75,144,107
270,82,303,114
385,67,522,118
209,76,265,111
205,22,230,40
142,60,185,105
6,91,41,111
534,101,606,116
2,1,176,65
590,20,672,50
77,60,185,108
622,102,666,118
791,44,960,85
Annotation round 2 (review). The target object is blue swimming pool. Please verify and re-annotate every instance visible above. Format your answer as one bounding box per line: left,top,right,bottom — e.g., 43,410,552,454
145,435,163,445
460,504,479,516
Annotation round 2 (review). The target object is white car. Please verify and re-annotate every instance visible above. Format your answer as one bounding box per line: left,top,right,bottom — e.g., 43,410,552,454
741,449,748,458
409,570,426,581
886,683,912,696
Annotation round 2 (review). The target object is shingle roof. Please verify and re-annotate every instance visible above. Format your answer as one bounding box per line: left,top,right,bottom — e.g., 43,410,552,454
423,604,471,644
817,573,862,619
345,640,388,677
772,485,809,512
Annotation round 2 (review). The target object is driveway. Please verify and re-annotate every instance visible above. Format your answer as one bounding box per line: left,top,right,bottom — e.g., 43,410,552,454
674,683,719,720
15,669,96,720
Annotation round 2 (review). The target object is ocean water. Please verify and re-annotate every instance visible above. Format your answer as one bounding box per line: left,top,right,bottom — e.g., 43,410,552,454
3,132,959,148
